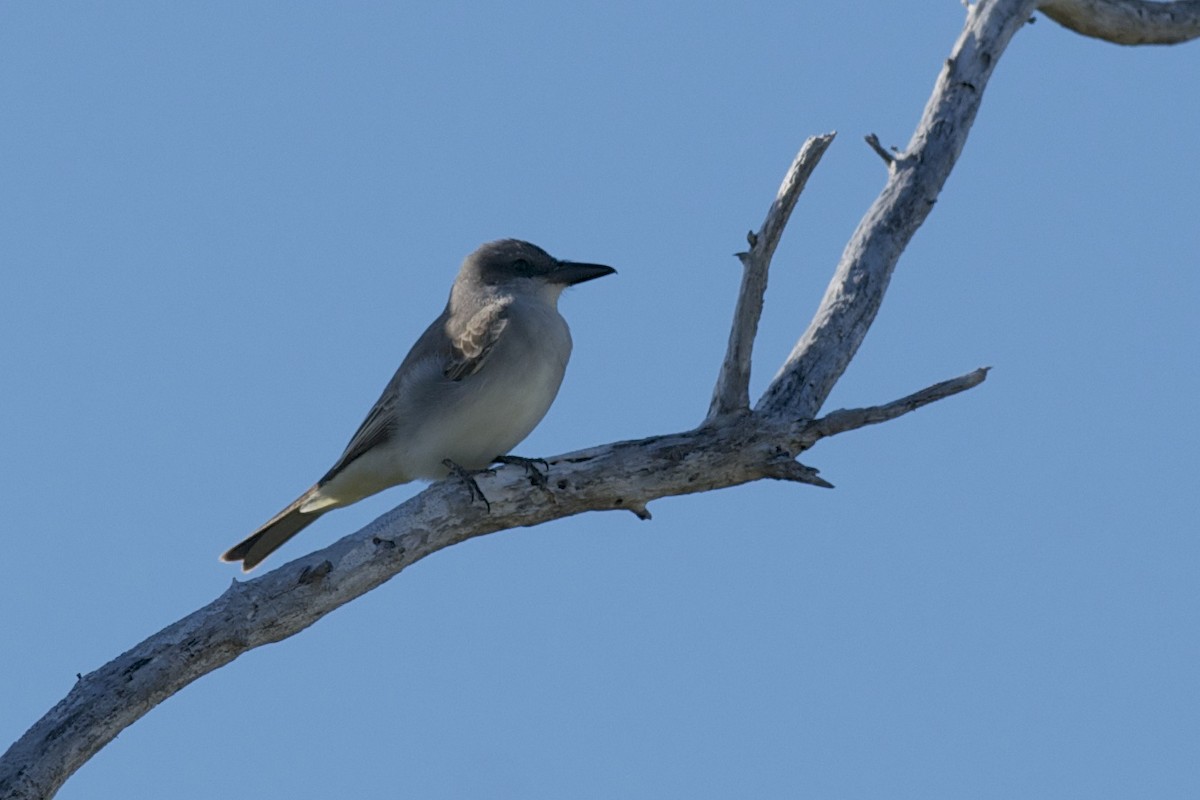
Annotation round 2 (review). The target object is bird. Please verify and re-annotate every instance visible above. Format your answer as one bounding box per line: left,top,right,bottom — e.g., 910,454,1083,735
221,239,615,571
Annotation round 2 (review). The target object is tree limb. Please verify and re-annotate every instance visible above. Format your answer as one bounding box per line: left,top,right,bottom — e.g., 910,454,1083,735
707,133,835,420
0,361,994,799
1039,0,1200,44
755,0,1039,421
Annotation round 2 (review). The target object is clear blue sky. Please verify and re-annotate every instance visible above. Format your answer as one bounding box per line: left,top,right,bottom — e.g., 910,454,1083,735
3,3,1198,798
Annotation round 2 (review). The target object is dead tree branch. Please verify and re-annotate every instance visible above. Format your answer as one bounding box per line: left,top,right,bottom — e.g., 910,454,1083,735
755,0,1039,421
798,368,992,450
1039,0,1200,44
0,369,982,798
708,133,836,420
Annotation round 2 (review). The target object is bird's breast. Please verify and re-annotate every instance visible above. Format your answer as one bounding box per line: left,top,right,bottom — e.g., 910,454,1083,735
402,303,572,478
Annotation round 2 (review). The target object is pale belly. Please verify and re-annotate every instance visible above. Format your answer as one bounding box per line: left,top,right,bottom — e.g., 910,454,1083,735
401,348,567,477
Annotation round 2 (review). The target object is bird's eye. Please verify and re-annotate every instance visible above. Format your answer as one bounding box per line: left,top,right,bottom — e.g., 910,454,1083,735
511,258,534,275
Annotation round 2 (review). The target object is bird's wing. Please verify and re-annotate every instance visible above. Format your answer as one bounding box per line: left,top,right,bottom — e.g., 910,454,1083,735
317,299,512,485
443,298,511,382
319,395,398,485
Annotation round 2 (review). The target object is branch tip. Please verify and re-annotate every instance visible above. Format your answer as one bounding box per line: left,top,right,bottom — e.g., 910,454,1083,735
627,502,652,520
865,133,896,165
796,367,991,447
764,455,833,488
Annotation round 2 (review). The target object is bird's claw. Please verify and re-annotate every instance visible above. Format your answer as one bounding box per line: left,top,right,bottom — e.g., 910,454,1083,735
442,459,493,511
493,455,550,487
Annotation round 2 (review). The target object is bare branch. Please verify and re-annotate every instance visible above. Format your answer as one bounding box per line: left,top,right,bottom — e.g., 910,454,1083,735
0,415,825,799
1039,0,1200,44
756,0,1039,421
797,367,991,450
1,355,996,799
706,134,835,421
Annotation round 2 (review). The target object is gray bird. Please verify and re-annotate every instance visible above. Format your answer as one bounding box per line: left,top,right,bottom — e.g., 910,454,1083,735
221,239,615,570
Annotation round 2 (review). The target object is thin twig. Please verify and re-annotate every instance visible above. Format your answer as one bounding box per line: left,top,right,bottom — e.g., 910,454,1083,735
795,367,990,449
864,133,896,165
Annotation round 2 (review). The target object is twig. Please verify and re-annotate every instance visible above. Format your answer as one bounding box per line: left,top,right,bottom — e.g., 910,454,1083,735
864,133,896,165
796,367,991,449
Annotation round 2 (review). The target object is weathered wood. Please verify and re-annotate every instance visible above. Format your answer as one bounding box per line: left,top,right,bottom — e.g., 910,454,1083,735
707,133,835,420
756,0,1038,421
1039,0,1200,45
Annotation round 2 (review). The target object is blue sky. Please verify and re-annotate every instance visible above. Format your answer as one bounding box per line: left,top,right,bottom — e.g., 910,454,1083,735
2,3,1198,798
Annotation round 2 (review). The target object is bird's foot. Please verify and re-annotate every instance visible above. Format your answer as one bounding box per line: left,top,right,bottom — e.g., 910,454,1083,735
493,454,550,487
442,459,493,511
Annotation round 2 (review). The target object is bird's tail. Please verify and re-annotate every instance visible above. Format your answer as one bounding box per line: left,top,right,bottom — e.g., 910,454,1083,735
221,486,327,572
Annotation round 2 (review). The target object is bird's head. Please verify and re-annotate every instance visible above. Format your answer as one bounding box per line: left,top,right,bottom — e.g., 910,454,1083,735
458,239,616,302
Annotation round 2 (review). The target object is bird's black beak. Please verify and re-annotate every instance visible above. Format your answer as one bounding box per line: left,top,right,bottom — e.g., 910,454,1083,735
551,260,617,285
